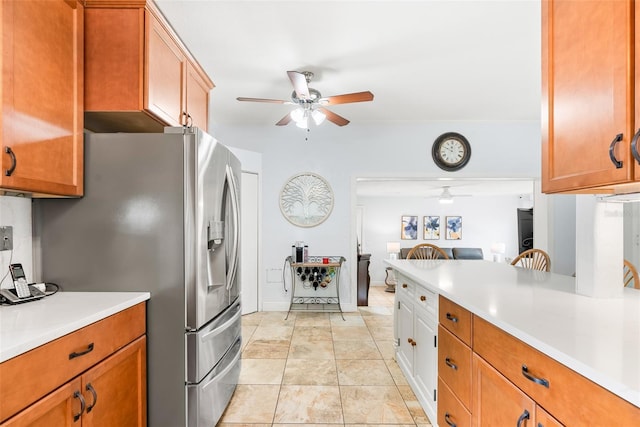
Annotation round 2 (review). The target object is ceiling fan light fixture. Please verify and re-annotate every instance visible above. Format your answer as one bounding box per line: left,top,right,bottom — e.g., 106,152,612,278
312,109,326,125
290,107,304,123
295,116,309,129
438,186,454,204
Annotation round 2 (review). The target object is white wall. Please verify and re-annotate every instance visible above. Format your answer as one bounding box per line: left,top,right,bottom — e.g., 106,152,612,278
0,195,33,288
359,194,532,284
215,121,542,311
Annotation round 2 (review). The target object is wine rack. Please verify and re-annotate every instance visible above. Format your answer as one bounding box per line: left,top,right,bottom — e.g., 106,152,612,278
285,256,345,320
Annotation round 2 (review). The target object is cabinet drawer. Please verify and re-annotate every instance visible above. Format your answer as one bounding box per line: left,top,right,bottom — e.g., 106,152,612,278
0,303,145,422
473,316,640,425
414,286,436,316
396,274,415,297
438,378,471,427
438,325,472,410
439,296,472,346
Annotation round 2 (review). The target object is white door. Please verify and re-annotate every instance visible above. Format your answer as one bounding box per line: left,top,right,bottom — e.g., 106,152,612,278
241,172,259,314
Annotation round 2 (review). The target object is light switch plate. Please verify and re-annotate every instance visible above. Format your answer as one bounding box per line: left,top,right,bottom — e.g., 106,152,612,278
0,226,13,251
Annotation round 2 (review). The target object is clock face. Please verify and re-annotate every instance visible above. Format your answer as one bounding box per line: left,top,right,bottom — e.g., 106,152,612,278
432,132,471,171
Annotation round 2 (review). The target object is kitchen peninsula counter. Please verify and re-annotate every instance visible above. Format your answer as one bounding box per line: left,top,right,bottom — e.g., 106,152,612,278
0,291,150,362
385,259,640,408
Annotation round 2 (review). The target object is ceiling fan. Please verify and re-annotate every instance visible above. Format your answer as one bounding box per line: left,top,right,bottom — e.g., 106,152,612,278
236,71,374,128
427,186,473,204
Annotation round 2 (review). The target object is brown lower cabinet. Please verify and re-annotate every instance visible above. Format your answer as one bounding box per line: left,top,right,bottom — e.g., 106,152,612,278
0,303,147,426
472,354,536,426
438,296,639,426
1,337,146,426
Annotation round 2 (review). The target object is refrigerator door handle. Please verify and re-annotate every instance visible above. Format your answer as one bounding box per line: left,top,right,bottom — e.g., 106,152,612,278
225,165,240,291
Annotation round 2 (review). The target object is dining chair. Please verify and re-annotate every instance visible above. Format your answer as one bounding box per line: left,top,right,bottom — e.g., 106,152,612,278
623,259,639,289
406,243,450,260
510,248,550,272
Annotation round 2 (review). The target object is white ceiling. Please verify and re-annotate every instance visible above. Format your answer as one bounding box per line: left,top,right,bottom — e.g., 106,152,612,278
155,1,541,198
155,0,542,128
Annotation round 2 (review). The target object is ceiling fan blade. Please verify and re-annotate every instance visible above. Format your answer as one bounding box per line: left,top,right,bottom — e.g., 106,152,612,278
287,71,310,99
275,113,292,126
236,97,290,104
322,91,374,105
319,107,350,126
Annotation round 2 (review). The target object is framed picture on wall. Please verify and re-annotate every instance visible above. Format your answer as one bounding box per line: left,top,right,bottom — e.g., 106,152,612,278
423,216,440,240
446,216,462,240
401,215,418,240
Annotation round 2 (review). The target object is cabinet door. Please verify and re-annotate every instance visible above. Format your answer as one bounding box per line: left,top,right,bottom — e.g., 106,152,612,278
1,0,83,196
0,379,82,427
185,61,210,132
413,309,437,406
81,337,147,427
473,354,535,426
396,297,414,374
145,10,184,127
542,0,634,192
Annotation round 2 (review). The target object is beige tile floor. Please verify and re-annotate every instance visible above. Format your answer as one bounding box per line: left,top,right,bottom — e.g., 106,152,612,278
217,286,433,427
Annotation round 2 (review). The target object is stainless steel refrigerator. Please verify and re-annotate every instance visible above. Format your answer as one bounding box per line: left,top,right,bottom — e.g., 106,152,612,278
35,127,241,427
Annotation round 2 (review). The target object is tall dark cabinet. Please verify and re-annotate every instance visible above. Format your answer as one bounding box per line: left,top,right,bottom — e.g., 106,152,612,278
357,253,371,306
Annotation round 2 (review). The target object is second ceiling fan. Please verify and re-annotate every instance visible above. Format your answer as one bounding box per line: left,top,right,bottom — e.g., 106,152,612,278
237,71,374,127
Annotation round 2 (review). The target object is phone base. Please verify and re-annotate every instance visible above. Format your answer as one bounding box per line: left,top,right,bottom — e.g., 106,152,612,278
0,286,45,304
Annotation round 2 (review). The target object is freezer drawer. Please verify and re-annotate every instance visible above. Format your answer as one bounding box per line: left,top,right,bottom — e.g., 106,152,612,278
186,298,241,383
187,337,241,427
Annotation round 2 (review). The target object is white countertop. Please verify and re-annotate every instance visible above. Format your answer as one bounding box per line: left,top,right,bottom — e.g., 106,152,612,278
0,291,150,363
385,259,640,408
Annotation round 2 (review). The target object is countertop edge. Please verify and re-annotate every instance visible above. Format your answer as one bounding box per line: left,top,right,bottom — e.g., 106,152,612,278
0,292,150,362
385,259,640,408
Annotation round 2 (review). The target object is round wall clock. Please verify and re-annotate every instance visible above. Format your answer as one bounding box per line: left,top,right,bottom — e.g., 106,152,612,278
279,172,334,227
432,132,472,171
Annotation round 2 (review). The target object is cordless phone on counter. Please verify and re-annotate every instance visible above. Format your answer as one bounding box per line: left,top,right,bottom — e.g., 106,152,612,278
0,263,45,304
10,264,30,298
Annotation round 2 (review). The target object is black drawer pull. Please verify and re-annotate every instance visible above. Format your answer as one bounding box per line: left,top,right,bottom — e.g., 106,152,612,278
4,147,16,176
86,383,98,412
444,412,457,427
446,313,458,323
608,133,623,168
445,357,458,371
73,390,86,421
69,343,94,360
517,409,530,427
632,128,640,164
521,364,549,388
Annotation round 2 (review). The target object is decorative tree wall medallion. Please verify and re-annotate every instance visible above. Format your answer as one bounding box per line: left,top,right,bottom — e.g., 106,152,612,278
280,172,334,227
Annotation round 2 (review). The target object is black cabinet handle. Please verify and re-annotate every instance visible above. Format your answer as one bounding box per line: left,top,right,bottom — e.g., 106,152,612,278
86,383,98,412
444,412,457,427
517,409,530,427
631,128,640,164
69,343,94,360
4,147,16,176
445,357,458,371
608,133,623,168
446,313,458,323
73,390,86,421
521,364,549,388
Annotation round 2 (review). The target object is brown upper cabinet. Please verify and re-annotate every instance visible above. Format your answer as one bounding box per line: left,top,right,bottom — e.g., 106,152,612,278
542,0,639,194
1,0,84,197
84,0,214,133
